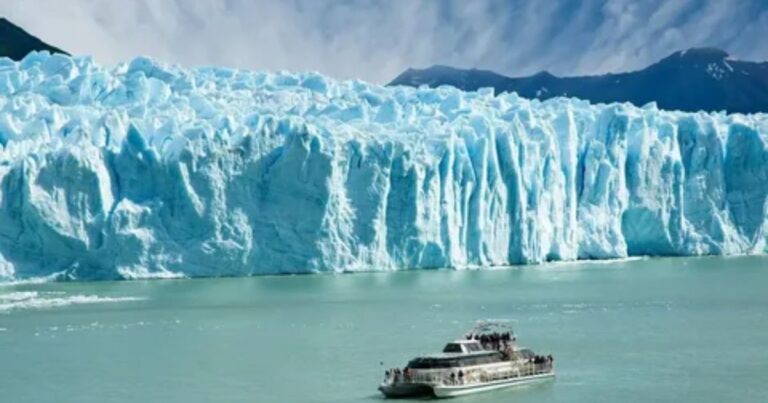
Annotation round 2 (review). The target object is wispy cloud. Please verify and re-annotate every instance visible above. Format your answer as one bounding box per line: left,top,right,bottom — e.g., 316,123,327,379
1,0,766,83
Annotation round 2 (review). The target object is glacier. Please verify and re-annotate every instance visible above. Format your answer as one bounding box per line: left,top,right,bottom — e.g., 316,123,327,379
0,52,766,281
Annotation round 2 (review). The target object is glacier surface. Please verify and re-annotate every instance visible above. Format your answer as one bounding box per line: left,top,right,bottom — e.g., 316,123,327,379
0,52,767,281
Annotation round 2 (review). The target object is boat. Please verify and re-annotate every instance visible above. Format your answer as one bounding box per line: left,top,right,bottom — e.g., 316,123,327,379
378,321,555,399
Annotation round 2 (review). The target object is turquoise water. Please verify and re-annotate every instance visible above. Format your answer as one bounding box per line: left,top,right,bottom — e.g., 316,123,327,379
1,256,767,403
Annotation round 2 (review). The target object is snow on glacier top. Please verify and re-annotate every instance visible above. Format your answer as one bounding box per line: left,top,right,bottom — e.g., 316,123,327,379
1,51,762,161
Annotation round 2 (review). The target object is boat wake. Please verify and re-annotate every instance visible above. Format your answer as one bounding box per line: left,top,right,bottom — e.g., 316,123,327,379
0,291,144,313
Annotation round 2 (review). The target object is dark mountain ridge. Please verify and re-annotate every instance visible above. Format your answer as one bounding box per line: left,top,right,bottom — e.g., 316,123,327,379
0,17,68,61
389,47,768,114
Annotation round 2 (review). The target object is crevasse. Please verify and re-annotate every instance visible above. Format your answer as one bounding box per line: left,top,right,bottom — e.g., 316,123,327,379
0,52,766,280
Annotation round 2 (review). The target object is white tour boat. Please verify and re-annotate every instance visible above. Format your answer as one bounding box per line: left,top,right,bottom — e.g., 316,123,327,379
378,321,555,399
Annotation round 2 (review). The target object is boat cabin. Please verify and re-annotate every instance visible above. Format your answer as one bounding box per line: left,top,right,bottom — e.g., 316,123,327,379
407,351,505,369
442,340,484,354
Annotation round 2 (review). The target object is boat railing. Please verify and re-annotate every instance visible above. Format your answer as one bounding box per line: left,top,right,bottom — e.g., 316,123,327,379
448,363,553,385
383,362,553,386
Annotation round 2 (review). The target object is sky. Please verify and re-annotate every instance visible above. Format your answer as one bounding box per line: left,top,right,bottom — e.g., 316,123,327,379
2,0,768,84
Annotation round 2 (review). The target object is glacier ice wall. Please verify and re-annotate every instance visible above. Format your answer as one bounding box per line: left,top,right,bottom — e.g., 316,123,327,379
0,52,766,280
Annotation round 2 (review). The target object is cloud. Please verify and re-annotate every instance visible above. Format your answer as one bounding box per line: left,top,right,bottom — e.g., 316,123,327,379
1,0,766,83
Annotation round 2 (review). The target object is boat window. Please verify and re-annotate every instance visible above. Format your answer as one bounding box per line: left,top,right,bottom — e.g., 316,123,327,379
407,352,505,369
442,343,463,353
457,352,504,367
465,343,482,352
407,358,460,369
462,357,481,366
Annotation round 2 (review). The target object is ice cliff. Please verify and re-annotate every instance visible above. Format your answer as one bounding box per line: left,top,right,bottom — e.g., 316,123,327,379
0,52,767,280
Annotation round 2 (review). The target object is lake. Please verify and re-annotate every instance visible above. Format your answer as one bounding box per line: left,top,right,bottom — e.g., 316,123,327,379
1,255,767,403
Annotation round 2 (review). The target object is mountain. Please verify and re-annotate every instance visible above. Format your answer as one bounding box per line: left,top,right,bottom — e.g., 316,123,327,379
0,17,68,60
389,48,768,114
0,54,766,280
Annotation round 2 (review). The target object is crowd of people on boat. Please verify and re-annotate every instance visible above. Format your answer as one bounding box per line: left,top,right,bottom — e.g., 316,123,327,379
384,368,411,384
384,362,555,387
465,332,515,350
447,369,465,385
383,367,472,386
532,355,554,367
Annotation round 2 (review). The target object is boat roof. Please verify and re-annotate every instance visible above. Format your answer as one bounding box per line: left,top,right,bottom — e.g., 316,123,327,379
415,350,503,360
450,339,482,345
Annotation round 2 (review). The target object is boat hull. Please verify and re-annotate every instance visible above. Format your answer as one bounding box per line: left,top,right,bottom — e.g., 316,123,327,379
432,372,555,398
378,382,434,398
